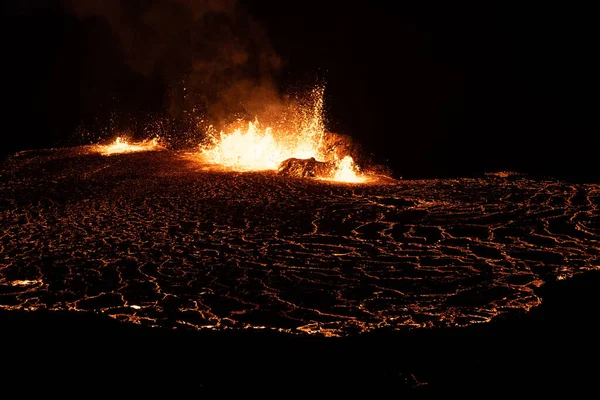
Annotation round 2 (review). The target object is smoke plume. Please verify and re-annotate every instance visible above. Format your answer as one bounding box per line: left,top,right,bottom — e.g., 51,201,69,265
64,0,283,135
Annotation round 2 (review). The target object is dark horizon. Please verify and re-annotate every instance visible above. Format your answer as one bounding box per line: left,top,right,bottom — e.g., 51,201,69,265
3,1,598,182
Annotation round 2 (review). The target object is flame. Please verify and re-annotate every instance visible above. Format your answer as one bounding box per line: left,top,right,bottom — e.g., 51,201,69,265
94,137,163,155
200,88,368,183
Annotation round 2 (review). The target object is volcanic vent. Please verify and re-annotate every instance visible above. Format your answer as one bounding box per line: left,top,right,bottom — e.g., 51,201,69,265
199,87,369,183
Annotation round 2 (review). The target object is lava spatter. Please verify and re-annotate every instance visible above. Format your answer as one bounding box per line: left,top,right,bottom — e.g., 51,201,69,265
199,87,368,183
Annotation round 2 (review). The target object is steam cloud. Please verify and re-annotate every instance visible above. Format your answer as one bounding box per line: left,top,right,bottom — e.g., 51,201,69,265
64,0,283,133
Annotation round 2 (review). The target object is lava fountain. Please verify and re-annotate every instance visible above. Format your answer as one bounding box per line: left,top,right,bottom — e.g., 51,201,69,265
200,88,368,183
93,137,163,155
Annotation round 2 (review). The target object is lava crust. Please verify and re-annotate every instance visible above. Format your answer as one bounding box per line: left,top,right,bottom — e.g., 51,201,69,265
1,147,598,336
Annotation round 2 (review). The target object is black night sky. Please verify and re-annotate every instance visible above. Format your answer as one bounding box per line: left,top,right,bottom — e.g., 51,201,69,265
3,1,598,181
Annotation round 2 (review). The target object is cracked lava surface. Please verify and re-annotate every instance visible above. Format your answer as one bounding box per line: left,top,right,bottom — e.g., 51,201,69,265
1,147,599,336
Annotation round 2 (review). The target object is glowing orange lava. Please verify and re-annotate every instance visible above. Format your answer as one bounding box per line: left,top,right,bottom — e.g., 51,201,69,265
328,155,367,183
200,88,368,183
93,137,163,155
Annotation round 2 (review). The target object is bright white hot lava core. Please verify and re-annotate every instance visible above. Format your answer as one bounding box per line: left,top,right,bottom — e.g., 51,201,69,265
93,137,163,155
200,88,368,183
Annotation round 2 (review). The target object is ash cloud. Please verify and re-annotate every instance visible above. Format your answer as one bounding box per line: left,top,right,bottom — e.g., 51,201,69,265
64,0,283,132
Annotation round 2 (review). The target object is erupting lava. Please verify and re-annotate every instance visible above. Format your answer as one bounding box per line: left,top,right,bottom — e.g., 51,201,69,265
93,137,163,155
200,88,368,183
331,156,364,183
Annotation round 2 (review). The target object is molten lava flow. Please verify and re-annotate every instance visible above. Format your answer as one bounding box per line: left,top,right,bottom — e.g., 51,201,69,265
328,156,368,183
200,88,368,183
200,120,312,171
93,137,163,155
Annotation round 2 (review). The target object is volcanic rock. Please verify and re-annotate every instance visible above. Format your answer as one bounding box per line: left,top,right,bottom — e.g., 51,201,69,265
2,147,599,338
277,157,336,178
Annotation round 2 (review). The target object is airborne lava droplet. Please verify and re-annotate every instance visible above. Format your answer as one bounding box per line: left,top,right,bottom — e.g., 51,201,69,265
199,87,368,183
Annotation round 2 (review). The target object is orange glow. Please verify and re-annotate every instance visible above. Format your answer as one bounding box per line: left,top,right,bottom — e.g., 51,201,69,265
10,280,41,286
93,137,163,155
326,155,368,183
200,120,313,171
199,88,368,183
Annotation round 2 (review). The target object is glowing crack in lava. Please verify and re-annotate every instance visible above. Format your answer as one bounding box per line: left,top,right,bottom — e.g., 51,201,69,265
2,148,599,337
93,137,163,155
200,88,368,183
